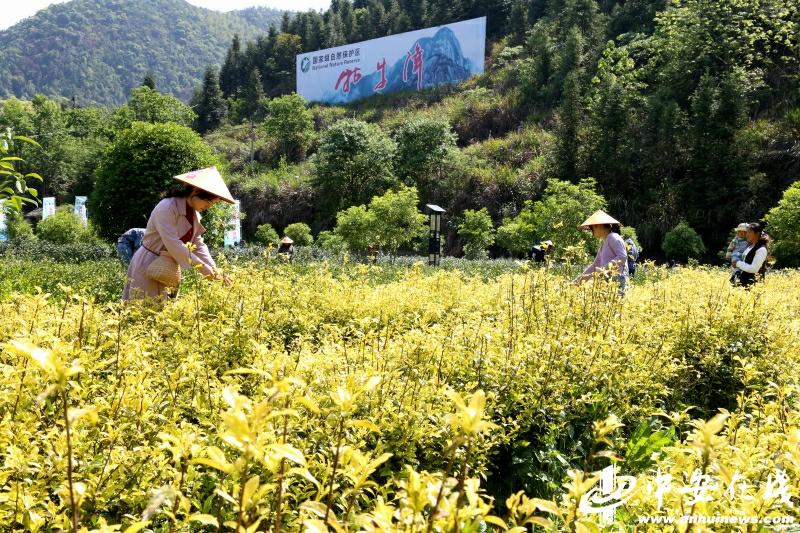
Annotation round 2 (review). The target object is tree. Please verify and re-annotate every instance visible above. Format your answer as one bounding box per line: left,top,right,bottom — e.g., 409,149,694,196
142,72,157,90
552,72,583,180
272,33,303,95
531,178,607,256
458,208,495,259
662,221,706,262
284,222,313,246
28,95,72,198
128,86,196,126
313,119,397,221
368,185,427,255
220,34,245,98
339,0,356,41
0,98,34,135
764,181,800,267
644,0,798,102
392,116,457,200
195,66,227,134
91,122,217,239
262,93,315,162
583,42,646,221
324,12,347,47
241,69,266,122
682,70,750,248
507,0,529,45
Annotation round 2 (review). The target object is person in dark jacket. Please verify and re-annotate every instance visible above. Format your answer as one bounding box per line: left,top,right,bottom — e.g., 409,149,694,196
277,236,294,260
530,240,553,262
116,228,146,266
732,223,769,288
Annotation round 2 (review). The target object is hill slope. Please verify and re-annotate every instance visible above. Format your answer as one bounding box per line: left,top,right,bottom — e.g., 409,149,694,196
0,0,284,105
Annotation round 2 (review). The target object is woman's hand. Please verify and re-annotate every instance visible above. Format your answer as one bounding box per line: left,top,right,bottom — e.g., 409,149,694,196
207,270,233,287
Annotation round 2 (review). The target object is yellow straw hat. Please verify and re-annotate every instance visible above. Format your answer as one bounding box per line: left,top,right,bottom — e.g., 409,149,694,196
173,166,235,204
579,210,621,229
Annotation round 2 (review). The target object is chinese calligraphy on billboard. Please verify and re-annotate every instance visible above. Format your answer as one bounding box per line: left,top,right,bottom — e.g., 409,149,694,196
296,17,486,104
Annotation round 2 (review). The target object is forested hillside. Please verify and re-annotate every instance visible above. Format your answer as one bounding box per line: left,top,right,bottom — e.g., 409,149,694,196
0,0,284,105
196,0,798,254
1,0,798,262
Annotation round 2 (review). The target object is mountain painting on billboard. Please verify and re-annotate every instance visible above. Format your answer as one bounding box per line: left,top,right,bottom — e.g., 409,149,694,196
296,17,486,105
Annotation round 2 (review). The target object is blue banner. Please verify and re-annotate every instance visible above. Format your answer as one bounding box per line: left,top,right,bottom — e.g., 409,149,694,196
296,17,486,104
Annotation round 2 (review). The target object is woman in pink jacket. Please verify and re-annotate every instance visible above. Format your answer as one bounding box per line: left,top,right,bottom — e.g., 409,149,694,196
123,167,233,301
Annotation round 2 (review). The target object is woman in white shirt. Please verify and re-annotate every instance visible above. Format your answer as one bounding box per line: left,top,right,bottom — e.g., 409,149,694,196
732,223,768,287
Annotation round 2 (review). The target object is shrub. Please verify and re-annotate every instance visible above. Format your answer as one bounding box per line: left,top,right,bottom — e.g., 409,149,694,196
0,239,114,263
254,223,279,245
283,222,313,246
495,209,539,256
334,204,374,254
5,209,35,242
0,261,798,529
36,206,101,245
458,208,495,259
764,180,800,267
662,221,706,262
91,122,217,239
315,230,348,254
443,88,517,144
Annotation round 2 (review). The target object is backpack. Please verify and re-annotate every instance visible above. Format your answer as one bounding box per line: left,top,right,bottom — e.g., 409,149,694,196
625,239,639,263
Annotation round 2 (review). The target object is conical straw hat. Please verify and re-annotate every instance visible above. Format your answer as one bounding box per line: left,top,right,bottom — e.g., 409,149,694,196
281,236,294,244
579,210,621,229
173,166,235,204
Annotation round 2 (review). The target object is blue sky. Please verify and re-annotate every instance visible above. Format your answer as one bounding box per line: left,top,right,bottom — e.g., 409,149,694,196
1,0,331,30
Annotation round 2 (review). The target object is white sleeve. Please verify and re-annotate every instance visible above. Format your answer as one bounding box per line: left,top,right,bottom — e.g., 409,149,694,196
738,247,767,274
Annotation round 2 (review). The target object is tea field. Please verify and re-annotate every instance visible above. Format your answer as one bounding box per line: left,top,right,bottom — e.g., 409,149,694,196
1,259,799,531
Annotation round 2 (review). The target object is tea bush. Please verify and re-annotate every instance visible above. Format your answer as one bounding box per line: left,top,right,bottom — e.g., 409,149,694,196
0,239,114,263
0,260,798,530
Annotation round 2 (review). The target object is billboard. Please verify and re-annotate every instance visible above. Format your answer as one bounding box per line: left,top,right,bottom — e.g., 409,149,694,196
296,17,486,104
74,196,88,224
223,200,241,247
42,197,56,220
